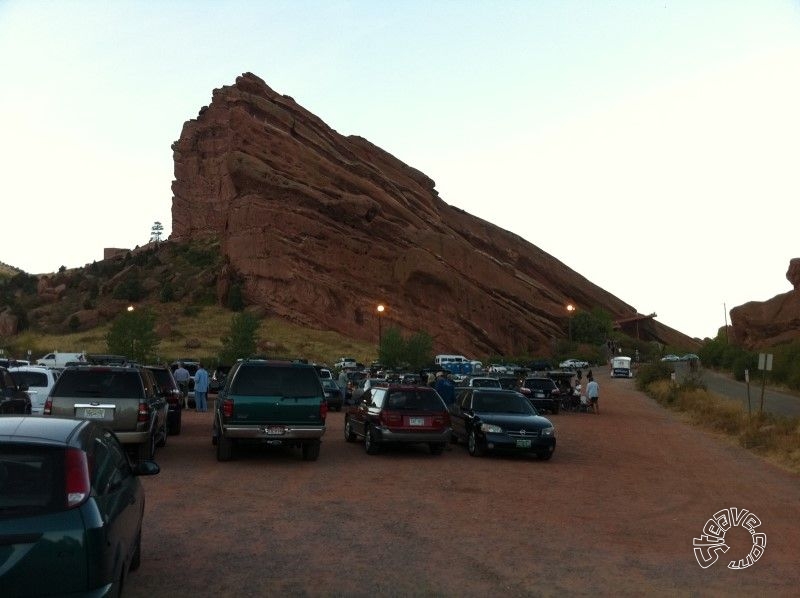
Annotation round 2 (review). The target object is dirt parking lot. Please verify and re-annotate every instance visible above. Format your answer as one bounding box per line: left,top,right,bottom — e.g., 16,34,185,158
126,370,799,597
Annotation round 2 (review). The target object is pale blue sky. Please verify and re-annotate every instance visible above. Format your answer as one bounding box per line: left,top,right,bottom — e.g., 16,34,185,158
2,1,799,340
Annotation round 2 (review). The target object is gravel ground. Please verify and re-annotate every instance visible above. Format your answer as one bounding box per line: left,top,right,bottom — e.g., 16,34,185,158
125,369,799,597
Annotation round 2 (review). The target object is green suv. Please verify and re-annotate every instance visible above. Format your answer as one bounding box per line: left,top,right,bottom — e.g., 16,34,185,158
212,358,328,461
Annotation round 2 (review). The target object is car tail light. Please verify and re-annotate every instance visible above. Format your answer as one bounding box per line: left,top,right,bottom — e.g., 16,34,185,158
65,448,90,508
43,398,52,415
223,398,234,417
432,412,450,427
319,401,328,420
137,401,149,423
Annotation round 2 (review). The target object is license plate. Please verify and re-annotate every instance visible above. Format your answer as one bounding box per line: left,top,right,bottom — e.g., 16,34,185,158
516,439,532,448
409,417,425,426
83,407,105,419
265,425,285,435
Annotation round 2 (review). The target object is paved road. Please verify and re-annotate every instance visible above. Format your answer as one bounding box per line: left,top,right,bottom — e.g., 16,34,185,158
700,368,800,418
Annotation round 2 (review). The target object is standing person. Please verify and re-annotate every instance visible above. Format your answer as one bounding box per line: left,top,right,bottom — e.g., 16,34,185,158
173,362,190,408
586,375,599,414
435,371,456,408
194,363,209,412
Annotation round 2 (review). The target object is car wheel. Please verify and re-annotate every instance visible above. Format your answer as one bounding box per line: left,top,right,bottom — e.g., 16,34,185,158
302,441,321,461
537,449,553,461
169,410,182,435
364,425,380,455
137,432,155,461
130,529,142,571
468,431,484,457
343,417,356,442
429,442,446,455
156,419,167,448
450,431,459,444
216,433,233,462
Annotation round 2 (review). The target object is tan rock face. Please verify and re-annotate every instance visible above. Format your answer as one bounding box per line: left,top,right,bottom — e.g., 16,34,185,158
171,73,693,356
730,259,800,349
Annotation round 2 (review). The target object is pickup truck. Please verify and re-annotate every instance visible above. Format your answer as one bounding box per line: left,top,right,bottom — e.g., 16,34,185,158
212,358,327,461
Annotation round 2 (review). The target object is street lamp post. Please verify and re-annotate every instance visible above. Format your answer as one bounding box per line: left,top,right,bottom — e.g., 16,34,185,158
566,304,575,342
376,304,385,347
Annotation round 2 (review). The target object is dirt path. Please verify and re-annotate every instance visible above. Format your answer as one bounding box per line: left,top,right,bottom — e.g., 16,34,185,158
125,370,799,597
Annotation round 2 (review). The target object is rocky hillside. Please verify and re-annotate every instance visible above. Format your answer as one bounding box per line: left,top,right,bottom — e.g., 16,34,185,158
170,73,695,356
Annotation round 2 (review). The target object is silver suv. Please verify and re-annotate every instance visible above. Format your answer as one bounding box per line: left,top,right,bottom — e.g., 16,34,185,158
44,364,169,460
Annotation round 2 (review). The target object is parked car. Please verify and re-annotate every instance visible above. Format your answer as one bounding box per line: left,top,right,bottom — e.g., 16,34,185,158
449,388,556,459
520,377,562,414
321,378,344,411
343,385,451,455
0,416,159,595
466,376,502,388
0,366,32,414
212,358,327,461
8,365,58,415
145,365,183,435
660,354,681,362
497,375,521,391
559,358,589,369
44,364,169,461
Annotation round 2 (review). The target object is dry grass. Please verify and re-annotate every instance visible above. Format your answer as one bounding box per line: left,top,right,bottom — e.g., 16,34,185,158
646,379,800,474
14,303,377,368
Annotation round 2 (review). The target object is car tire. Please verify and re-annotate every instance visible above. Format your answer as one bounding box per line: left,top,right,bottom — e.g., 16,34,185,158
156,419,168,448
343,417,356,442
537,449,553,461
364,425,380,455
468,431,484,457
169,411,182,435
429,442,446,455
130,529,142,571
137,432,155,461
216,433,233,462
450,431,459,444
302,441,321,461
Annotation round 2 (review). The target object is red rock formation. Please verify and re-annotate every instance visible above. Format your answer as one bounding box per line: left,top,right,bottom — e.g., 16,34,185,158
171,73,694,356
730,259,800,349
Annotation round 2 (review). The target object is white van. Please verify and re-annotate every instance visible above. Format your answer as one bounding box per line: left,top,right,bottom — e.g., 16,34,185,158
36,351,86,369
9,365,59,414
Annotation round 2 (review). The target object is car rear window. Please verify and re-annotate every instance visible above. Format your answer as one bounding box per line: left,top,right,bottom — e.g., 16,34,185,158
149,369,175,389
11,371,49,388
384,390,445,412
231,365,323,398
0,444,65,517
51,370,144,399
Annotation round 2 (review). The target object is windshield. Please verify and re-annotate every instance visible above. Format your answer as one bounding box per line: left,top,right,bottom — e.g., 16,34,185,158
473,393,535,414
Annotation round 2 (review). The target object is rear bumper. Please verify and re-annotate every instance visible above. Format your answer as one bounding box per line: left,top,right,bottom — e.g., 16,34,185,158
115,430,152,445
373,427,451,444
223,424,326,440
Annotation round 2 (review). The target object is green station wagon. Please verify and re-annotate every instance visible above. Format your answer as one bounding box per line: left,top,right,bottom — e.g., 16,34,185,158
0,417,159,596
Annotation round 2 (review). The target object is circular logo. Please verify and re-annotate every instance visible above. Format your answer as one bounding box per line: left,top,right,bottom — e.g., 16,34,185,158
693,508,766,569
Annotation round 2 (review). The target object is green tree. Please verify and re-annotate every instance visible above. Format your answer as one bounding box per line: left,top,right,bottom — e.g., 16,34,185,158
160,280,175,303
378,327,406,369
572,308,613,345
404,331,434,370
227,283,244,311
105,308,159,363
219,312,259,364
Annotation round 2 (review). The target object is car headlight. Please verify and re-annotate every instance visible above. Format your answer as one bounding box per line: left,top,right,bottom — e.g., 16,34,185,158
480,423,503,433
541,426,555,437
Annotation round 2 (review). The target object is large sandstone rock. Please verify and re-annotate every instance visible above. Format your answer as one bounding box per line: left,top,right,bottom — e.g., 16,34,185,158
730,259,800,348
171,73,694,356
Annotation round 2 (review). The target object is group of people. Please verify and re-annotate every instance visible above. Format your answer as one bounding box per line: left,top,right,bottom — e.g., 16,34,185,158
172,362,210,412
576,369,600,414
